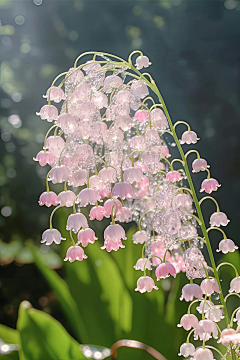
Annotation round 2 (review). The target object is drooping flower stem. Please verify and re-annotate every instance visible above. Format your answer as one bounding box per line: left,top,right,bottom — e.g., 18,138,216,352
145,79,236,359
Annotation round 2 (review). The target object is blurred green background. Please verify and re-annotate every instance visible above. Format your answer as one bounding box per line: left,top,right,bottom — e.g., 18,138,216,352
0,0,240,359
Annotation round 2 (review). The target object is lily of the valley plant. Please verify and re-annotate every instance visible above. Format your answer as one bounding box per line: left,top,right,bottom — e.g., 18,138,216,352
35,50,240,360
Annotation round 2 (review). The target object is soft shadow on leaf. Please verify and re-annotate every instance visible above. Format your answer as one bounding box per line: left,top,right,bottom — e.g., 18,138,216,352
30,246,88,341
17,301,85,360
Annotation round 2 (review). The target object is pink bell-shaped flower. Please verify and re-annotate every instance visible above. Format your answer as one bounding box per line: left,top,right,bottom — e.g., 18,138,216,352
194,320,218,341
135,276,158,293
155,262,176,280
33,150,53,166
92,92,108,109
89,206,105,221
58,190,76,207
66,213,88,233
145,129,161,146
130,80,149,101
200,178,221,194
103,75,123,93
209,212,230,227
41,229,65,245
181,131,199,145
49,166,69,184
104,224,126,243
150,109,168,129
64,245,87,263
102,239,125,252
44,86,64,103
39,191,58,207
178,314,198,331
235,309,240,325
193,348,214,360
200,279,220,296
115,207,132,222
135,55,151,70
123,167,143,183
36,104,58,122
76,188,101,207
173,193,193,211
45,136,65,157
68,169,88,187
104,199,122,218
229,276,240,293
217,239,238,254
161,146,171,158
180,284,203,302
129,135,147,150
77,228,97,247
134,110,149,123
178,343,195,358
99,187,111,199
89,175,104,191
132,230,148,244
134,258,152,271
166,171,182,183
192,158,209,173
112,182,134,199
98,167,116,184
134,161,150,173
219,328,240,346
57,113,79,133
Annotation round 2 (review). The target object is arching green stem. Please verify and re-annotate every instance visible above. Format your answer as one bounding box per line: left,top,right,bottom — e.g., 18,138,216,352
49,205,61,229
199,196,220,213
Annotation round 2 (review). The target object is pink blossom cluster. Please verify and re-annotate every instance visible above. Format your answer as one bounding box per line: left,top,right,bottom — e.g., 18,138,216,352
35,52,240,359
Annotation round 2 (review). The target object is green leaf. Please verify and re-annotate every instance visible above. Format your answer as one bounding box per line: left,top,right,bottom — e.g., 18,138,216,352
31,246,88,341
64,240,133,346
17,301,85,360
0,324,20,344
0,324,20,360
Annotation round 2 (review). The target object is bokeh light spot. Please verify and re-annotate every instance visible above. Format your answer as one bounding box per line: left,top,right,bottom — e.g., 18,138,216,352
1,206,12,217
15,15,25,25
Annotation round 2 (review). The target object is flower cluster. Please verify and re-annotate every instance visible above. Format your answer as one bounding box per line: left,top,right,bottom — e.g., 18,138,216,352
35,51,240,360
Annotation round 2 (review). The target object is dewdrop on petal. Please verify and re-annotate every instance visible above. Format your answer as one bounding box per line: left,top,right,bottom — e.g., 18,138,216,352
135,55,152,70
217,239,238,254
209,212,230,227
135,276,158,293
178,343,195,358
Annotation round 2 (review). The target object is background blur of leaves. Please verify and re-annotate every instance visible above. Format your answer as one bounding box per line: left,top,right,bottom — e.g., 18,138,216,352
0,0,240,359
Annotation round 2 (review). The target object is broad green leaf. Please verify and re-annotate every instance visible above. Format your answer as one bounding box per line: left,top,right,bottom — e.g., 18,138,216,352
17,301,85,360
31,246,88,341
64,240,132,346
0,324,19,344
0,324,20,360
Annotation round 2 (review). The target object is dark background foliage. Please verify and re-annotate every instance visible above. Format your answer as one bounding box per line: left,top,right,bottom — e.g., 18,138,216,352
0,0,240,356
